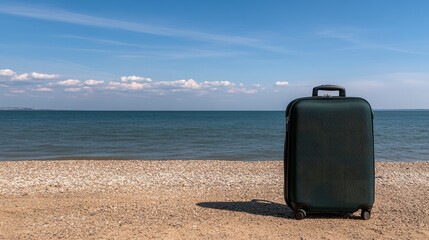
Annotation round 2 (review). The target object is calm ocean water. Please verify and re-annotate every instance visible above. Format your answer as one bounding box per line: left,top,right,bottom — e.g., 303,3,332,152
0,111,428,161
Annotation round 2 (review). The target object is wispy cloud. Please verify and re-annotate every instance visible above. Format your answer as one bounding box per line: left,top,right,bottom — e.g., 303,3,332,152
10,89,26,94
58,35,159,49
58,35,247,58
117,49,246,59
346,72,429,89
64,88,81,92
0,5,286,53
342,72,429,109
318,29,425,54
3,37,248,60
227,88,258,94
33,87,53,92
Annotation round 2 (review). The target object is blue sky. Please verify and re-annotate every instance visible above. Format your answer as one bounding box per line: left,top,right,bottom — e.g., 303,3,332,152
1,0,429,110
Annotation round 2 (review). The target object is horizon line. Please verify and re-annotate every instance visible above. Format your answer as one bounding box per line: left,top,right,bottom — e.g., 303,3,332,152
1,108,429,112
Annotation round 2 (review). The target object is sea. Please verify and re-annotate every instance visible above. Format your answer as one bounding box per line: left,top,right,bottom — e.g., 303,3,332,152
0,110,428,161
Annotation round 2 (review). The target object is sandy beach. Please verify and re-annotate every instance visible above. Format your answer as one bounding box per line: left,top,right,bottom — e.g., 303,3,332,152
0,160,428,239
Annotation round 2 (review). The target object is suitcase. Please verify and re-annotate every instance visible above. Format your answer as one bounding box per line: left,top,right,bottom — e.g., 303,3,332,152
284,85,374,220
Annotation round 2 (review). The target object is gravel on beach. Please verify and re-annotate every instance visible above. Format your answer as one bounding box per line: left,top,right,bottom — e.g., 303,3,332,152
0,160,428,239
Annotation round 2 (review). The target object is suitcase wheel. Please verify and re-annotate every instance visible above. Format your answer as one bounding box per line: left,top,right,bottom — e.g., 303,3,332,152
361,209,371,220
294,209,306,220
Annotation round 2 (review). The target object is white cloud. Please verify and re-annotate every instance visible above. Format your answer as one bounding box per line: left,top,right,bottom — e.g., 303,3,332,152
107,81,148,90
31,72,59,79
202,81,233,87
11,73,29,81
180,79,200,89
34,87,53,92
64,88,81,92
84,79,104,86
274,81,289,87
56,79,82,86
1,69,60,83
1,68,266,97
159,79,201,89
228,88,258,94
120,75,152,82
105,78,262,95
0,69,16,77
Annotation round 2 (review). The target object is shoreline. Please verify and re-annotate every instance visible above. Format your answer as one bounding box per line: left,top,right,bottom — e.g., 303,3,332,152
1,160,428,239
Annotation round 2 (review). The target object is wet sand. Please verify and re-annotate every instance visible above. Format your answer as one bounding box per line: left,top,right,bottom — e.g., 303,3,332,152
0,160,428,239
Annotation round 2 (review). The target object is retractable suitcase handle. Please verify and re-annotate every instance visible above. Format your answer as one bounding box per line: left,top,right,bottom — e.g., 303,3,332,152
312,85,346,97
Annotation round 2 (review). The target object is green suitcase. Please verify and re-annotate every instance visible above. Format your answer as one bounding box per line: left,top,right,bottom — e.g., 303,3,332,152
284,85,374,220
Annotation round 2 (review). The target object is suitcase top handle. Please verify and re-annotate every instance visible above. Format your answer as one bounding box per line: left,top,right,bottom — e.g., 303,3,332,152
312,85,346,97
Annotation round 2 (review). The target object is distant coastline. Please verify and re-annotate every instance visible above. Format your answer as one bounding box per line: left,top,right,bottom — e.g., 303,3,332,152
0,107,53,111
0,107,35,111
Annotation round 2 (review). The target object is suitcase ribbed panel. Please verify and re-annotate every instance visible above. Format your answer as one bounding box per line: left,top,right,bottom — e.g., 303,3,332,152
286,98,374,211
